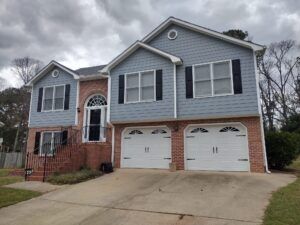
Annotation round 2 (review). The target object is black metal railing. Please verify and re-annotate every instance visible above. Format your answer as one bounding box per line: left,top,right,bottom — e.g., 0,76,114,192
25,126,110,181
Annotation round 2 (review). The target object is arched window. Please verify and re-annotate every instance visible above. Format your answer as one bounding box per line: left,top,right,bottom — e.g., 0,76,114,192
151,129,167,134
86,95,107,107
190,128,209,133
129,130,143,135
219,126,239,132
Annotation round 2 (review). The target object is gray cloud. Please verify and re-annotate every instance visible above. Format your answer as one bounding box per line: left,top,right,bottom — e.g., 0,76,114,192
0,0,299,86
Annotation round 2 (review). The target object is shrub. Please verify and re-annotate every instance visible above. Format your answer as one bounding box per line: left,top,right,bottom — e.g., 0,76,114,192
46,169,102,185
266,131,300,170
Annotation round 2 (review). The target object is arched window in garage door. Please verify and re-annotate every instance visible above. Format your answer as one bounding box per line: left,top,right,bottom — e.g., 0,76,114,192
129,130,143,135
219,126,240,132
151,129,167,134
190,127,209,133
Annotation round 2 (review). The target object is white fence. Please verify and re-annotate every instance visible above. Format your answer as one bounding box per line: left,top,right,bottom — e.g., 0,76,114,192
0,152,25,168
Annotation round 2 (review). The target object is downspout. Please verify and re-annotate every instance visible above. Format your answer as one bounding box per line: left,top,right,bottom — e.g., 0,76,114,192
253,51,271,174
105,72,115,166
173,64,177,118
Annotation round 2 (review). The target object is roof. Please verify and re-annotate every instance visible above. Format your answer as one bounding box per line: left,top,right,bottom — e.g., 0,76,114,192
75,65,106,76
26,60,79,86
142,17,265,51
100,41,182,74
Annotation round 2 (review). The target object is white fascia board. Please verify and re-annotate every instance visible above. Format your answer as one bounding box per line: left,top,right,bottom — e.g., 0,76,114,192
142,17,265,51
100,41,182,74
26,61,79,86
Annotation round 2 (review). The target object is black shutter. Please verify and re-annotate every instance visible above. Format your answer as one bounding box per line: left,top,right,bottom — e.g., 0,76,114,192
37,88,43,112
64,84,70,110
118,75,125,104
156,70,163,100
185,66,193,98
33,132,41,154
232,59,243,94
61,130,68,145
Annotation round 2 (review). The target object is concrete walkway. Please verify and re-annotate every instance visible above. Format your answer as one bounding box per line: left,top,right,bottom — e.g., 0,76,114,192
0,169,296,225
4,181,65,193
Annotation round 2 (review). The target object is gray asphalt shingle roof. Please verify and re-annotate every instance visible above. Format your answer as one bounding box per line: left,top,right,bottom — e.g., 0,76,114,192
75,65,106,76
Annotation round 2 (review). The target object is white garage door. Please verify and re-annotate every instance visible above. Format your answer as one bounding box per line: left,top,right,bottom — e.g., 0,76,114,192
185,123,249,171
121,127,171,169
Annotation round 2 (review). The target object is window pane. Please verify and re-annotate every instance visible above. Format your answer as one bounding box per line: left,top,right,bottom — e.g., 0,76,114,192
141,71,154,87
55,86,64,98
126,87,139,102
44,87,53,99
214,78,232,95
41,132,52,155
53,132,62,151
195,80,212,97
43,87,53,110
141,86,154,101
54,99,64,110
194,64,210,81
213,61,230,79
126,73,139,88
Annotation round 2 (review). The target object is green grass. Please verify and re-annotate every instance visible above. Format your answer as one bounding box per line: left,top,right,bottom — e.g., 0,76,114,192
46,169,102,185
0,169,41,208
263,156,300,225
0,187,41,208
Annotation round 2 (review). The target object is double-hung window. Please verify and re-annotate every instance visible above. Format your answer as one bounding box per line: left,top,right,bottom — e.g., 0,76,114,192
193,60,233,98
43,85,65,111
40,131,62,155
125,70,155,103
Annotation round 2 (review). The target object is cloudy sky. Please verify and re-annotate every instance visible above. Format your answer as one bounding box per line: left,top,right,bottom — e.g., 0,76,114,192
0,0,299,87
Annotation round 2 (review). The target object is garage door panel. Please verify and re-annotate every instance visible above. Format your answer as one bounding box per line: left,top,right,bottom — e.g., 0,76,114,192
121,127,171,169
185,124,249,172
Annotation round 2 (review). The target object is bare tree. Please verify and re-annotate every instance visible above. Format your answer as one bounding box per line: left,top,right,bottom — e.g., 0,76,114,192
11,57,43,84
0,77,8,91
258,40,300,130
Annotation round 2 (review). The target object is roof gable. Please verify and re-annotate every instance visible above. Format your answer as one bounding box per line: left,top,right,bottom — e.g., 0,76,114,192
100,41,182,74
142,17,264,51
26,60,79,86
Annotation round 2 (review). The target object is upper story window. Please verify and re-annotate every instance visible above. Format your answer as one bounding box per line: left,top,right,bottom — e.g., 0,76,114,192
42,85,65,111
125,70,155,103
193,60,233,98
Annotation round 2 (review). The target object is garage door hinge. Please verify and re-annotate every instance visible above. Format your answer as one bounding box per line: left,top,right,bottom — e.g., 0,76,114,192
238,159,248,161
124,137,131,139
123,157,131,159
163,136,171,138
186,136,195,138
236,135,246,137
187,158,195,160
164,157,171,160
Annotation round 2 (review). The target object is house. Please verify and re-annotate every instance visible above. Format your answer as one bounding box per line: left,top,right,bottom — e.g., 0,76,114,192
25,17,268,180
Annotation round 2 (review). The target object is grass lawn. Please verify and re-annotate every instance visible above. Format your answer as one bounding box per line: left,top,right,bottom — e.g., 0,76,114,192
0,169,41,208
46,169,102,185
263,156,300,225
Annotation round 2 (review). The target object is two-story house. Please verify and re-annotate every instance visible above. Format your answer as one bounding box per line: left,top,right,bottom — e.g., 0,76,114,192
26,17,268,180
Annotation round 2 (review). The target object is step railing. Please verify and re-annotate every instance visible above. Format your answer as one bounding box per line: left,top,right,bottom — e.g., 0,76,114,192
25,128,82,181
25,126,110,181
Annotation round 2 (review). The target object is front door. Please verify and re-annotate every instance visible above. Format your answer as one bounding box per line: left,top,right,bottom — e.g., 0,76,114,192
88,109,101,141
84,107,106,142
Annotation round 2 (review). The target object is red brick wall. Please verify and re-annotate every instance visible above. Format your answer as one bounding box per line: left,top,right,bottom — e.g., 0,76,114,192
113,116,265,173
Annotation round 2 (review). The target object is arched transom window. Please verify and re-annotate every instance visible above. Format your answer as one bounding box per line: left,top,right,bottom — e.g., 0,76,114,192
219,126,239,132
86,95,107,107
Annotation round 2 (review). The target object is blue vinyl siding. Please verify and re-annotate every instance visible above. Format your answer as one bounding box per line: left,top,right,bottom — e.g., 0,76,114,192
148,24,259,119
110,48,174,122
29,67,77,127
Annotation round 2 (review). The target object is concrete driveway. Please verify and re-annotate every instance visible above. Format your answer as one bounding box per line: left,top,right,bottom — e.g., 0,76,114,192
0,169,296,225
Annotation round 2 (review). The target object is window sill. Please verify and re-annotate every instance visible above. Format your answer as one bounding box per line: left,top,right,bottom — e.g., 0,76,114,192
193,92,234,99
124,99,157,104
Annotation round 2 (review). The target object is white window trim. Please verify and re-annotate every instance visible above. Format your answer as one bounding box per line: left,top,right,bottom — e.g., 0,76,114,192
124,69,156,104
39,131,62,156
41,84,66,112
192,59,234,99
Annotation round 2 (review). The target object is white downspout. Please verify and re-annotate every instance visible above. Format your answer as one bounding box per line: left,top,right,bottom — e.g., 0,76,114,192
173,64,177,118
253,51,270,174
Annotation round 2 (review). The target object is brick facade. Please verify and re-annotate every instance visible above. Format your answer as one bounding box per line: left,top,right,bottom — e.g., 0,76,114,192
113,116,265,173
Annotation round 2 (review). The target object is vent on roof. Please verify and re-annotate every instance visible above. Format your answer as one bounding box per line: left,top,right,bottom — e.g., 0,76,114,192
168,29,177,40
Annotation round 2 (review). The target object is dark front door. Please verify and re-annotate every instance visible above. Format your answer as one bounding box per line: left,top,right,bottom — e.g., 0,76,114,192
89,109,101,141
